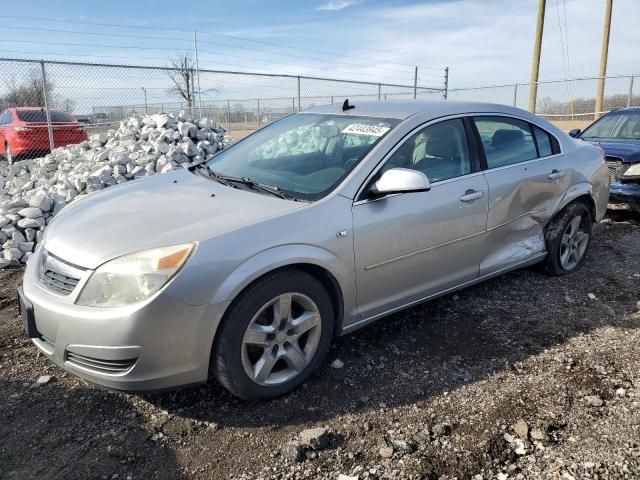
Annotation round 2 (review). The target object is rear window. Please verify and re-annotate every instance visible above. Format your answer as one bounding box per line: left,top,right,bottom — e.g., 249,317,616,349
17,110,75,123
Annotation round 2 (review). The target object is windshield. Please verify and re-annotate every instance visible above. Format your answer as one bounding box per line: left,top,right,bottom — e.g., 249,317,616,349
206,113,399,200
581,111,640,141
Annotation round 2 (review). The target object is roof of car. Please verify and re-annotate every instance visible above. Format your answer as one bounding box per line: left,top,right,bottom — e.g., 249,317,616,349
10,107,69,112
609,106,640,113
303,99,535,120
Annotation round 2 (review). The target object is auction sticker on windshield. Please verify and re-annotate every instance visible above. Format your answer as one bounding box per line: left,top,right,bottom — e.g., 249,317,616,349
342,124,391,136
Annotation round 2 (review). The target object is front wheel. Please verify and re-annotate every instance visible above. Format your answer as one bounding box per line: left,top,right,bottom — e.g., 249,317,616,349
543,202,592,275
211,268,334,401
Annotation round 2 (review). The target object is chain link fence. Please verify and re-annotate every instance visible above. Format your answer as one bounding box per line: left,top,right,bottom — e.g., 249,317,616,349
448,74,638,131
1,56,638,164
0,57,445,161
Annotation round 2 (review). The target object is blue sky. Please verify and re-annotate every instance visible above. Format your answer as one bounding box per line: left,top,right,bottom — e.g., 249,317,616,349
1,0,638,87
1,0,638,114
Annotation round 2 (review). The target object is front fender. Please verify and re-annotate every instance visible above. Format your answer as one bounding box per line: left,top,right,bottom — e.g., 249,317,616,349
211,244,357,325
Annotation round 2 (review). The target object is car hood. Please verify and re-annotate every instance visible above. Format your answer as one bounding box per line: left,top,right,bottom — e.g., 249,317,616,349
586,140,640,163
44,169,304,269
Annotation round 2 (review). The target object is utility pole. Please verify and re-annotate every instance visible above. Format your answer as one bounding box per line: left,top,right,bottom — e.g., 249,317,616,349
528,0,546,113
193,30,203,119
595,0,613,119
141,87,148,114
413,66,418,99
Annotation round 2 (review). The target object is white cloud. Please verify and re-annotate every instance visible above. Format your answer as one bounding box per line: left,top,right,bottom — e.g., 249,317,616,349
317,1,359,11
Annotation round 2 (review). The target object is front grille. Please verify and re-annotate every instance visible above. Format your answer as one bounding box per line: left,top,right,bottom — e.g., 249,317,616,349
38,250,84,296
41,269,80,295
606,158,622,182
65,351,137,374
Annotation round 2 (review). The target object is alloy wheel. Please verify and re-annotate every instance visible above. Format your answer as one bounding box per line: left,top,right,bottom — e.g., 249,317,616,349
241,292,322,386
559,215,589,270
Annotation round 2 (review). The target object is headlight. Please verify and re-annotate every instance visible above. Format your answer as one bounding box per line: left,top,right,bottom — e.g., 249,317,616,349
76,243,195,307
622,163,640,177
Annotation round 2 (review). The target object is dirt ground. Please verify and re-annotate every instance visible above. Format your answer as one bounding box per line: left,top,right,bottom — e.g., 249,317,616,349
1,210,639,480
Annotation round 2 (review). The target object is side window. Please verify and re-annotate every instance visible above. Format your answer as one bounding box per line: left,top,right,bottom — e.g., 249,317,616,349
0,111,7,125
474,116,537,168
382,118,471,182
533,126,554,157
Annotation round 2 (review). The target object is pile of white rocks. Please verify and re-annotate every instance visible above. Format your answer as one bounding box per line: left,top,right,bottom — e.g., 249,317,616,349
0,111,228,267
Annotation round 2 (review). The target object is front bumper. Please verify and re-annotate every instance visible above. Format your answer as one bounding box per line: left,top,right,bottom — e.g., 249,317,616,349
610,180,640,207
21,250,229,392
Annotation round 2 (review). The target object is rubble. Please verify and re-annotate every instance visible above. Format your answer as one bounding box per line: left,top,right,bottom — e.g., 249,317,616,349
0,111,227,266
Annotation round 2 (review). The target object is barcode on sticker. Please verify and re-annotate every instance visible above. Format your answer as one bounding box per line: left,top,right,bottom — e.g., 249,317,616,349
342,124,390,137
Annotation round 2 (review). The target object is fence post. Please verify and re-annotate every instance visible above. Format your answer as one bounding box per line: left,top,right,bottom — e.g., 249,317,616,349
413,66,418,99
292,98,295,112
513,83,519,107
226,100,231,131
40,61,55,152
443,66,449,99
378,84,382,101
330,96,334,104
628,75,635,107
297,76,301,112
257,98,261,128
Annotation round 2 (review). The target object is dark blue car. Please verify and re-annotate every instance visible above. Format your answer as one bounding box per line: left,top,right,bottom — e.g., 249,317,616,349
570,107,640,211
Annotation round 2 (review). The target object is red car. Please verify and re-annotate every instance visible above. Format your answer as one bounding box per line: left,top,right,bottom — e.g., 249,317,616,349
0,107,88,164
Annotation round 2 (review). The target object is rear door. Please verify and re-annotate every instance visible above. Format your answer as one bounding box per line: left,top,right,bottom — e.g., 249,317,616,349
352,117,489,320
472,116,569,275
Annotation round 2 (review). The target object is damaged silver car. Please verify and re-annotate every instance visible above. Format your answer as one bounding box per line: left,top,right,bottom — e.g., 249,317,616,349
18,100,609,400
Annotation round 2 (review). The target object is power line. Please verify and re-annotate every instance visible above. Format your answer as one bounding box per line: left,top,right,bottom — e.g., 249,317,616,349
0,38,419,83
1,25,430,77
1,14,443,72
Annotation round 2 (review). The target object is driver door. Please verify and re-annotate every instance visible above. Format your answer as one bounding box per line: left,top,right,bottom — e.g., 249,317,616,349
352,118,489,320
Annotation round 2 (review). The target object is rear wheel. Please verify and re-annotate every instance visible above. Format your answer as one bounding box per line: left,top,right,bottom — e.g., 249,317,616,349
212,268,334,401
543,202,592,275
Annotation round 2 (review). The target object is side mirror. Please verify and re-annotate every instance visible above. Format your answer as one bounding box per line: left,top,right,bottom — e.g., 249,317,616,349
370,168,431,196
568,128,581,138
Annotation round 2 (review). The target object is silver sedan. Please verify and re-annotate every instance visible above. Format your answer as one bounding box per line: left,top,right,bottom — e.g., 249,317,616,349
19,100,609,400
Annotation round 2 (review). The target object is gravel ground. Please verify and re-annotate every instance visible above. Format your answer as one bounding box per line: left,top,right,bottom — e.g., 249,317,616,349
1,211,639,480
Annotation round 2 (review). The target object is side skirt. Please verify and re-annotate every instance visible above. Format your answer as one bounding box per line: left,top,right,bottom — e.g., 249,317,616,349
340,252,547,335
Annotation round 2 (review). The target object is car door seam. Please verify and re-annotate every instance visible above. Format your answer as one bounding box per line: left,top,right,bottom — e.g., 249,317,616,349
486,209,544,232
363,230,486,271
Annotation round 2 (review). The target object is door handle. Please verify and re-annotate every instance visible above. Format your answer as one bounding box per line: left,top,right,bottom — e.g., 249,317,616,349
460,189,485,203
548,169,565,180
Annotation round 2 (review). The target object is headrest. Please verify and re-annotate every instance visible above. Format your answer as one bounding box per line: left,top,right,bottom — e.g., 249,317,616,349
492,129,524,147
425,135,457,158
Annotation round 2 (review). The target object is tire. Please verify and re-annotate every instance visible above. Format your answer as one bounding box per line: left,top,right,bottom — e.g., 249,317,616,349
543,202,593,276
212,268,334,401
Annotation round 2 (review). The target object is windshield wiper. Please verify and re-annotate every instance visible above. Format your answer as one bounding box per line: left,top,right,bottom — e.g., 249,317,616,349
190,161,296,200
216,174,294,200
192,162,236,187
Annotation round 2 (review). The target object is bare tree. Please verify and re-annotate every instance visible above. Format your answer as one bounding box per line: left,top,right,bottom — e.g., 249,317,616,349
0,69,53,108
60,98,76,113
166,54,195,108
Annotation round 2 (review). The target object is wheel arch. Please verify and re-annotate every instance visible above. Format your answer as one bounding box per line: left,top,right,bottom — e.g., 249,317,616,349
211,245,352,333
553,182,597,226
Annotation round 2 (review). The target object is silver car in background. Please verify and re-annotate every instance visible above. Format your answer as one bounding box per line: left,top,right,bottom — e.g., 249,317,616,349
19,100,609,400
